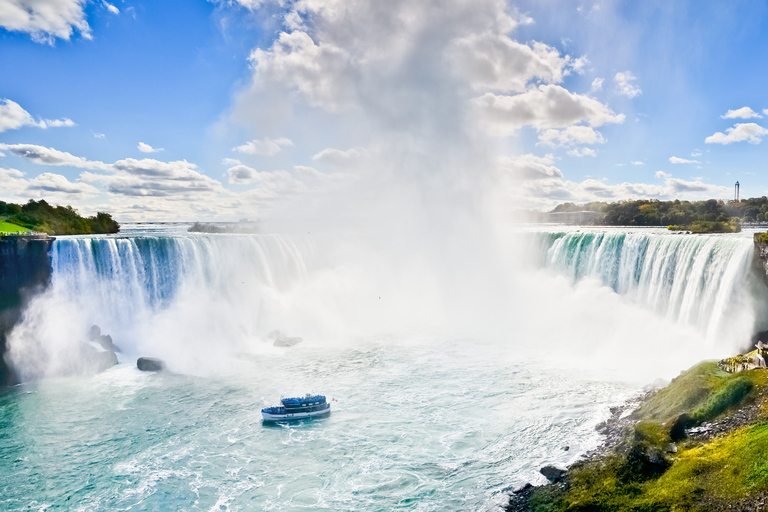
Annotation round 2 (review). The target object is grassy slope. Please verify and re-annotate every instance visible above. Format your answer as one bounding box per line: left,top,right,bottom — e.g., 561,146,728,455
530,362,768,511
0,219,30,233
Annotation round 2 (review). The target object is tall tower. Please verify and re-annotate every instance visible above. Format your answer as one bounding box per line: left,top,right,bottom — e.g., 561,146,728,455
735,181,740,201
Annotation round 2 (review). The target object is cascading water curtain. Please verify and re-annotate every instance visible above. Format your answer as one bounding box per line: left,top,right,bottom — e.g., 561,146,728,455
540,231,756,346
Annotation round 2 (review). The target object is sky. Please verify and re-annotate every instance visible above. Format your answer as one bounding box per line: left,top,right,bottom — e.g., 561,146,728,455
1,0,768,221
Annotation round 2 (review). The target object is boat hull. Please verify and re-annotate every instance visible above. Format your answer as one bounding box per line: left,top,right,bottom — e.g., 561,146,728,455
261,408,331,422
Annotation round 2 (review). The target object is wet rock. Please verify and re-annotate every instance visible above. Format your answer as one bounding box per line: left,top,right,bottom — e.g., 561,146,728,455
88,325,121,352
540,465,567,483
620,443,670,481
270,330,303,347
562,445,570,451
513,483,533,494
137,357,165,372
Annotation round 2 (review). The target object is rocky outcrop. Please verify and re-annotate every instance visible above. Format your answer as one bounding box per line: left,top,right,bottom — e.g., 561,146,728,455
270,330,303,347
753,232,768,288
0,235,54,385
718,342,768,373
137,357,165,372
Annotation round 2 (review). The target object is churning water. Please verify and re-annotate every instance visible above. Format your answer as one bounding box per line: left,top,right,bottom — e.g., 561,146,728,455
1,225,764,510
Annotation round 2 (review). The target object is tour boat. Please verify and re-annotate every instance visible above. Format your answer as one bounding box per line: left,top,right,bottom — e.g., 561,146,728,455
261,394,331,422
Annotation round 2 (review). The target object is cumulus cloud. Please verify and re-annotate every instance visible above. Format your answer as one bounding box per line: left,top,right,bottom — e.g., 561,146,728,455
591,77,604,91
567,147,596,157
0,0,91,43
655,170,671,179
538,125,605,146
614,71,641,98
474,84,625,136
227,164,258,184
138,142,164,153
233,137,293,156
669,156,700,164
27,172,99,195
722,107,762,119
705,123,768,145
312,147,370,168
0,99,75,132
0,143,108,170
497,153,563,180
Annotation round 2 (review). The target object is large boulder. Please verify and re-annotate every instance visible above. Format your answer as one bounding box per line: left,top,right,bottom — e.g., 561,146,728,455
540,465,567,483
137,357,165,372
270,330,303,347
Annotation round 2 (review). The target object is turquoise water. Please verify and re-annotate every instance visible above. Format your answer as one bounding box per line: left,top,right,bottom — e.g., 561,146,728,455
0,339,630,511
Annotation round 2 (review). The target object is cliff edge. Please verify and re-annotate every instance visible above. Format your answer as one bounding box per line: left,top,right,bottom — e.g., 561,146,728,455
0,234,54,385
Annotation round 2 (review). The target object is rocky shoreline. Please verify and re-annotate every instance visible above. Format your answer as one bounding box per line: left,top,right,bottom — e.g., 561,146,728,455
506,361,768,512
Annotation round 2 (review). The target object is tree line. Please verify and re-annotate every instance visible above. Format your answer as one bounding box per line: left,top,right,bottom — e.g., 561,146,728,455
0,199,120,235
551,197,768,226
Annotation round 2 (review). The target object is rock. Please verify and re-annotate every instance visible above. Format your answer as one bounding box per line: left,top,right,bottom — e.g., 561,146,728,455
540,465,567,483
562,445,570,451
621,443,671,481
665,443,678,453
271,330,303,347
137,357,165,372
669,413,697,441
512,483,533,494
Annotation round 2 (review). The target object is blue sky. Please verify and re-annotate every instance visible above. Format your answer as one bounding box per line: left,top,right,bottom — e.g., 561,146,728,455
1,0,768,221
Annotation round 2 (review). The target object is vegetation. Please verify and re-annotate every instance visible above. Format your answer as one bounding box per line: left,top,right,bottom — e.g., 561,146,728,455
668,218,741,233
0,200,119,235
527,361,768,511
551,197,768,227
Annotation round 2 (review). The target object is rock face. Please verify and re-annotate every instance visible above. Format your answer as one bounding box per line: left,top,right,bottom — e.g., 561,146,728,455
0,235,54,386
719,344,768,373
137,357,165,372
270,330,303,347
540,466,567,483
754,233,768,288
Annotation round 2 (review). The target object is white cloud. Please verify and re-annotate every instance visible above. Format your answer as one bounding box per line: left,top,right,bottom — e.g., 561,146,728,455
590,77,604,91
538,125,605,146
705,123,768,145
102,1,119,15
0,143,109,169
39,118,76,128
138,142,164,153
0,99,75,132
92,132,105,139
497,153,563,180
614,71,641,98
0,0,91,44
27,172,99,195
233,137,293,156
655,170,671,179
567,147,596,157
474,84,625,136
721,107,762,119
221,158,242,166
227,164,257,184
312,147,369,168
669,156,700,164
631,161,644,165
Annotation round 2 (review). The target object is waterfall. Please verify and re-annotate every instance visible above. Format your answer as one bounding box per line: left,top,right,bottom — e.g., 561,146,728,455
534,230,762,345
7,234,323,380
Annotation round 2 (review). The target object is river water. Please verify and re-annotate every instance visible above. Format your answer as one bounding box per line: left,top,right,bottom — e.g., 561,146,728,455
1,225,762,510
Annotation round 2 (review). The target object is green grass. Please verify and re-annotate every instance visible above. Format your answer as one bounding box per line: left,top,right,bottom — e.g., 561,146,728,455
756,232,768,245
0,219,31,233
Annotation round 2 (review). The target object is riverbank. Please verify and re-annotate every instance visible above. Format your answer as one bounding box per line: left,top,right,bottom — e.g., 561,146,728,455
508,361,768,511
